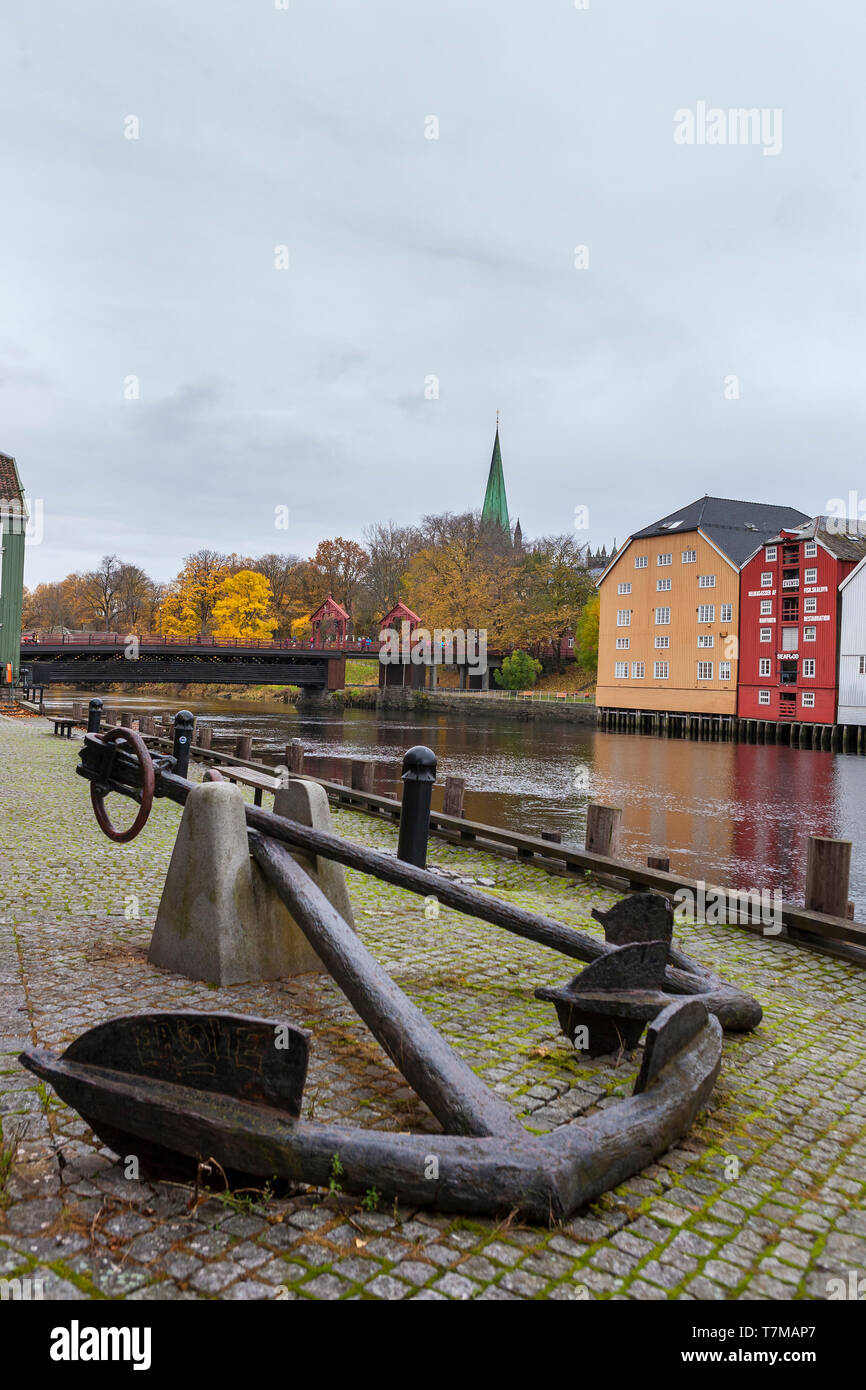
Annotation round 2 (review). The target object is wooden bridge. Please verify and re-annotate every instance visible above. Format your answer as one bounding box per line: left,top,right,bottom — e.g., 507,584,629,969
19,633,379,691
18,630,512,692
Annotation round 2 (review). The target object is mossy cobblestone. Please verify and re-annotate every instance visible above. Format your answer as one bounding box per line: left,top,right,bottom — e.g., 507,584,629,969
1,716,865,1300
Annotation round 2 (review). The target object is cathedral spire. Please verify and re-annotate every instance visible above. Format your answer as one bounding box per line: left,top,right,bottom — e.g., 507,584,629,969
481,418,510,532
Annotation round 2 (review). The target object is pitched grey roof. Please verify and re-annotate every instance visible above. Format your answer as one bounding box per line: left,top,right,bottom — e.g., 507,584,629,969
631,495,810,566
761,515,866,564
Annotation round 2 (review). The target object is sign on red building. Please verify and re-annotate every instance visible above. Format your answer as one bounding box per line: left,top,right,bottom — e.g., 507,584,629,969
738,519,866,724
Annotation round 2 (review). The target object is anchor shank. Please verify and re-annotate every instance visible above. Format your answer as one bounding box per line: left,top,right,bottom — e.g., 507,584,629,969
248,832,525,1141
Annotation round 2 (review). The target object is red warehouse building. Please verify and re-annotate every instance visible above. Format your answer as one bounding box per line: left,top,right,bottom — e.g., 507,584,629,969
738,518,866,724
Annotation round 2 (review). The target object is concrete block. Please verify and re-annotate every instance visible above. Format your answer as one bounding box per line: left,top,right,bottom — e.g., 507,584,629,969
148,780,326,985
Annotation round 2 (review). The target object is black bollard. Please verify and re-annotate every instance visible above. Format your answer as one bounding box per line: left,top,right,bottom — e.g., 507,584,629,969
87,698,103,733
397,745,437,868
172,710,195,778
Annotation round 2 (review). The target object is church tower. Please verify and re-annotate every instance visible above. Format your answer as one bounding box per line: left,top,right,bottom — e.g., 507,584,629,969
481,416,510,533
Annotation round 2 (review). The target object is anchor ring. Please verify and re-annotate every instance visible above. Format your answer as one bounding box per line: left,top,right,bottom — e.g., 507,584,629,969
90,727,155,843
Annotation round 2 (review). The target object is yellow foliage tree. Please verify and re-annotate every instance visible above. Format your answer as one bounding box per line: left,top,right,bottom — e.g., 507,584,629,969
211,570,277,641
291,613,312,641
159,590,200,636
159,550,231,636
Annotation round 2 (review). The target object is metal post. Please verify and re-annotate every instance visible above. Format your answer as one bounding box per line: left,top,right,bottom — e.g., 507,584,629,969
87,698,103,733
172,710,195,778
397,745,437,868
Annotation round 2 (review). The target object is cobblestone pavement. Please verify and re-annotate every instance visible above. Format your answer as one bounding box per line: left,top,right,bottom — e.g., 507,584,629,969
1,716,865,1301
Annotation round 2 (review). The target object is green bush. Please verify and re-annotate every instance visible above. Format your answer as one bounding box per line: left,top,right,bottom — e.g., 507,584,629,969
494,650,543,690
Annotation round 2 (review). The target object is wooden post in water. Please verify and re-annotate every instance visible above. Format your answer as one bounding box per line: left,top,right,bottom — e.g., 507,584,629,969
351,759,375,793
287,739,304,774
805,835,852,920
198,725,212,750
235,733,252,761
585,803,622,858
443,775,465,818
120,711,132,728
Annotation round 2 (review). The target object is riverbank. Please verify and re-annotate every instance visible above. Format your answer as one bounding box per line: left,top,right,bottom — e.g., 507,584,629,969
1,713,865,1301
55,681,599,724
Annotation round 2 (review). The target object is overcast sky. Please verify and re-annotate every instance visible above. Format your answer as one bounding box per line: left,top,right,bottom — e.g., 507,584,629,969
3,0,864,587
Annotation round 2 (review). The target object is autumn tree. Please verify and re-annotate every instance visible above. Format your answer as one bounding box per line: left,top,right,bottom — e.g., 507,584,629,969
250,553,312,637
114,564,159,630
159,549,230,635
504,536,595,670
575,592,600,676
211,570,277,641
22,575,87,631
361,522,422,615
79,555,125,630
309,538,369,617
404,512,518,647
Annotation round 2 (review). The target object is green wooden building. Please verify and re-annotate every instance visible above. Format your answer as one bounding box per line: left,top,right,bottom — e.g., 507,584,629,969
1,453,27,691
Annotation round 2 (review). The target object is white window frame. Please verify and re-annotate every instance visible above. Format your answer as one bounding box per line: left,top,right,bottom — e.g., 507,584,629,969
697,604,715,623
765,545,777,561
803,626,816,643
801,691,815,708
760,629,772,642
634,555,648,569
804,597,817,614
802,658,816,678
614,662,629,679
681,549,696,564
656,577,672,591
654,635,669,649
631,661,645,679
697,635,714,648
696,661,713,681
653,660,669,679
720,603,733,623
804,567,818,584
617,581,632,595
657,552,672,566
760,572,772,587
655,607,671,624
758,690,770,705
759,658,772,677
719,661,731,681
760,600,773,616
804,541,817,558
616,610,631,627
698,574,716,588
615,636,630,650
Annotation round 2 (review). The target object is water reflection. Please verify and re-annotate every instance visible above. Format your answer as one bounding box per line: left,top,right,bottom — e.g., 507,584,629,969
48,691,866,912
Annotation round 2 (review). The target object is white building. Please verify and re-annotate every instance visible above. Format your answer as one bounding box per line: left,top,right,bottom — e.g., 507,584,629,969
838,552,866,724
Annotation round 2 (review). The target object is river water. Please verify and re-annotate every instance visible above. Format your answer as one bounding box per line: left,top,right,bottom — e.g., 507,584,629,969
47,691,866,914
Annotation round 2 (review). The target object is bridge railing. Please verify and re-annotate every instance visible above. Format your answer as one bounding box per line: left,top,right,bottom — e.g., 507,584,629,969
22,632,384,653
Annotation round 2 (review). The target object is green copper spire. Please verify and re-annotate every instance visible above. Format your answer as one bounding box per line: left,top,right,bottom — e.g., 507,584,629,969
481,419,510,532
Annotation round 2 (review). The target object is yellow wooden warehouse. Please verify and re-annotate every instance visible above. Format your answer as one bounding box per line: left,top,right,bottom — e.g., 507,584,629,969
596,496,807,719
